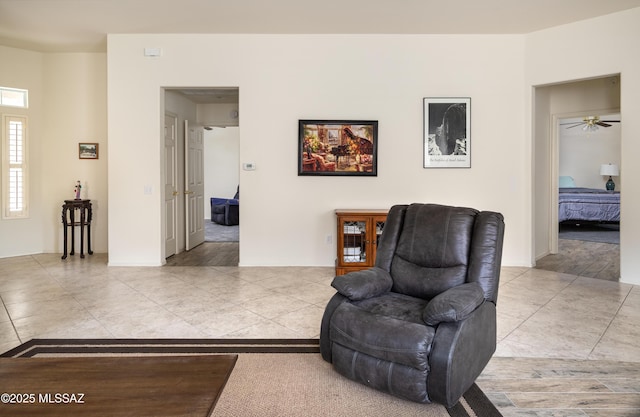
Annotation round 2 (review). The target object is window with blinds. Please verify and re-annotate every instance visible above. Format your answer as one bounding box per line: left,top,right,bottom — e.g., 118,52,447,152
3,115,28,218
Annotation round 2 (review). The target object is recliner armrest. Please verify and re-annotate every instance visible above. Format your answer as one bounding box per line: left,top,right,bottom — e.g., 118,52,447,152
331,267,393,301
422,282,485,325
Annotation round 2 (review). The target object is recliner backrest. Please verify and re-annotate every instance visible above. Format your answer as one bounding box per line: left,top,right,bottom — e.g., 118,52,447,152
375,203,504,303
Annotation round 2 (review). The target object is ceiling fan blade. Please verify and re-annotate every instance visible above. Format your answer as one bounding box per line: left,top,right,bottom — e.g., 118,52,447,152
564,123,585,129
596,122,612,127
600,120,620,123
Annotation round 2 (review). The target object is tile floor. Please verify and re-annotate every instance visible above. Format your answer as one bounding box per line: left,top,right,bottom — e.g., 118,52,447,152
1,253,639,415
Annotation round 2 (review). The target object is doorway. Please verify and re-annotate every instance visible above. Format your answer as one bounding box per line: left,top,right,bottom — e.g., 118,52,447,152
162,87,240,266
536,112,621,281
533,76,621,281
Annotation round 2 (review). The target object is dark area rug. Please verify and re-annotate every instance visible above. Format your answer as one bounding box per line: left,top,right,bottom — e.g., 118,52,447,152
559,222,619,245
1,338,319,357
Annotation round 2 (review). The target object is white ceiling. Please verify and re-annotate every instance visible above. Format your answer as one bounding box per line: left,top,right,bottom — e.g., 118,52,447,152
1,0,640,53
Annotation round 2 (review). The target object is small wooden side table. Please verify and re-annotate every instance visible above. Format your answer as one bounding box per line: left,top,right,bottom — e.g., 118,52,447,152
61,199,93,259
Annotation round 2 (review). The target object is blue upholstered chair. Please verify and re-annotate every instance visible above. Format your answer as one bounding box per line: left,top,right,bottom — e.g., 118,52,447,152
210,187,239,226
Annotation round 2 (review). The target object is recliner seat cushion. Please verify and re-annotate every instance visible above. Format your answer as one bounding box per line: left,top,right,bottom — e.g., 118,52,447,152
329,294,434,370
352,292,428,324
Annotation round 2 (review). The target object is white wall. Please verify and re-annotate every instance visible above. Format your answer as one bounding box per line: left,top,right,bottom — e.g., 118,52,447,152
204,126,240,220
41,53,108,254
550,77,621,190
0,46,45,257
0,47,108,258
5,8,639,284
198,103,239,127
108,34,528,267
560,114,621,190
526,8,640,284
4,10,638,281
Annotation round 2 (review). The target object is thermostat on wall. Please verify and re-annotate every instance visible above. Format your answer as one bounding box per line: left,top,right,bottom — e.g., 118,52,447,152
243,162,256,171
143,47,162,57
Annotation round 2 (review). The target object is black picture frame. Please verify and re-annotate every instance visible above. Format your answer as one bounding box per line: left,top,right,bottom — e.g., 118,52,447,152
298,120,378,176
423,97,471,168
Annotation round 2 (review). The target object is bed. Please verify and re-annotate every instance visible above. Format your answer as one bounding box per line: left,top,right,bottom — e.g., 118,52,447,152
558,177,620,223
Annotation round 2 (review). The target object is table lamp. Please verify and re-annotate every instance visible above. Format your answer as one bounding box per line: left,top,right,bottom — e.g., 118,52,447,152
600,163,619,191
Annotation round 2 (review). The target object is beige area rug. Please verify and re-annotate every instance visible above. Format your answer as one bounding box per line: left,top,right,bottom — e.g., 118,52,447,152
2,339,501,417
212,353,490,417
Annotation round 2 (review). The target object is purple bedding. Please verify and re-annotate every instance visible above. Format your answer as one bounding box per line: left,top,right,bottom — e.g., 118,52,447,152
559,187,620,222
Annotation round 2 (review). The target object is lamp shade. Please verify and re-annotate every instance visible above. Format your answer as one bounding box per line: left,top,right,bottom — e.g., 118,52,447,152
600,164,619,177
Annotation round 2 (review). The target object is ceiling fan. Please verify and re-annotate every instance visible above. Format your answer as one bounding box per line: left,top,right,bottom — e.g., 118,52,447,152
562,116,620,131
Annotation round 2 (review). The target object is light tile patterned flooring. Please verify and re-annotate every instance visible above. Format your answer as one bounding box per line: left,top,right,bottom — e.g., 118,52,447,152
1,253,639,415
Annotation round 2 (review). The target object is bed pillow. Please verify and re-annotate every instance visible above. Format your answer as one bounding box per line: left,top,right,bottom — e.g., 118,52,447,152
559,176,576,188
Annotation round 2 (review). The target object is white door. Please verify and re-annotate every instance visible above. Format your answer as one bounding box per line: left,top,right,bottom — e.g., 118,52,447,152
185,120,205,250
164,113,178,257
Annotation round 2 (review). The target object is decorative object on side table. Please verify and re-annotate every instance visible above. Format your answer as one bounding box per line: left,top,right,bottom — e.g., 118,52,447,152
74,180,82,199
423,97,471,168
600,163,619,190
298,120,378,176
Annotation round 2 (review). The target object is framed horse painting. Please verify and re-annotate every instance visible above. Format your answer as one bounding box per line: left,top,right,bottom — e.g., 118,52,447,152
298,120,378,176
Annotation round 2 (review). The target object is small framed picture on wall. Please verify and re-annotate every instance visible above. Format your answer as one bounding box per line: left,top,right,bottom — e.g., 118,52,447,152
79,143,99,159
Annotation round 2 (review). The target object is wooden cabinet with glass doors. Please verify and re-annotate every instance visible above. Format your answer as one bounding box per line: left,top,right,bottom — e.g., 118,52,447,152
335,209,388,276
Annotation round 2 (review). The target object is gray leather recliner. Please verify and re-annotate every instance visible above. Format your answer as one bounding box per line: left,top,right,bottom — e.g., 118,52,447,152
320,203,505,407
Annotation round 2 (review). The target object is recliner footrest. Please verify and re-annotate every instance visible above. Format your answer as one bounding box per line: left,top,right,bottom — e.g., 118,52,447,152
331,343,430,403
